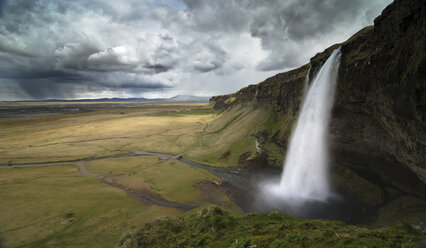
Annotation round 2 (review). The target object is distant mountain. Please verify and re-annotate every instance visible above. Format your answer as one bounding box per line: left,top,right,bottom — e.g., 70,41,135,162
6,95,210,103
168,95,210,102
45,97,153,102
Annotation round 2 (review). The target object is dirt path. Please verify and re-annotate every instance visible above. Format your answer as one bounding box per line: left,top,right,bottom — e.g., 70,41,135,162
76,163,96,177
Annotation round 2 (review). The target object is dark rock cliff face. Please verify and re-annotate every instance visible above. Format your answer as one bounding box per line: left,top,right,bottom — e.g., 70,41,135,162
331,0,426,201
211,63,310,113
210,0,426,205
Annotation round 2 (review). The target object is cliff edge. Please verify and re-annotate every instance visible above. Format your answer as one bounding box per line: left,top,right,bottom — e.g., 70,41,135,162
205,0,426,225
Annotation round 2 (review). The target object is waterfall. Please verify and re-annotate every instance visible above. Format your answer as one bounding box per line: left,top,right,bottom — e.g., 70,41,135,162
270,48,341,202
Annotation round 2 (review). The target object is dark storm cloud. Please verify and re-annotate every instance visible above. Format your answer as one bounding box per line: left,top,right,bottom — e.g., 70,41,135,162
0,0,390,100
98,81,171,90
193,62,221,73
0,43,36,57
191,44,227,73
246,0,381,70
0,68,84,81
179,0,249,33
16,79,81,99
0,0,6,15
144,64,172,74
12,73,171,99
181,0,389,70
250,0,363,41
55,43,100,70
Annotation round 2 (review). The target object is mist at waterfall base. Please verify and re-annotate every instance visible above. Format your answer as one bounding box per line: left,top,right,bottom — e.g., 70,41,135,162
253,49,367,223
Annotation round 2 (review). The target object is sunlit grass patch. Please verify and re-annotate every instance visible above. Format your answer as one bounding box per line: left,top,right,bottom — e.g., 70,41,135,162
117,158,237,210
86,156,239,210
0,104,213,164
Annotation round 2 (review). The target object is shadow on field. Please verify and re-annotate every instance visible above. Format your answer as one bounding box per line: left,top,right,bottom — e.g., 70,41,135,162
0,235,5,248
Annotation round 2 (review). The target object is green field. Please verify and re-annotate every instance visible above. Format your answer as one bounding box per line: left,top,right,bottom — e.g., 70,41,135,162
85,156,237,208
0,103,239,248
0,165,182,248
0,104,213,164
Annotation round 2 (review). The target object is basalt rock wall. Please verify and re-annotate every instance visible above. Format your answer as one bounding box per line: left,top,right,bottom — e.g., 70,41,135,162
210,0,426,201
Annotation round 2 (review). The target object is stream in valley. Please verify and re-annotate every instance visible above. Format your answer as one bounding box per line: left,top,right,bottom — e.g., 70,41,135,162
1,150,371,224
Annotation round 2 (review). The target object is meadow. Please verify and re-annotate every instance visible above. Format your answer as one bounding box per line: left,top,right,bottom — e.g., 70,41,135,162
0,102,238,248
0,164,183,248
0,103,211,164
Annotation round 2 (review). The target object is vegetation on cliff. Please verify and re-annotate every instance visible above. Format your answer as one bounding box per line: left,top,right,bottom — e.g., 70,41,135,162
117,205,422,248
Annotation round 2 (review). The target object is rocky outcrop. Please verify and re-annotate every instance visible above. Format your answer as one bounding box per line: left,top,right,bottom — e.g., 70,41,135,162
210,0,426,205
210,64,310,112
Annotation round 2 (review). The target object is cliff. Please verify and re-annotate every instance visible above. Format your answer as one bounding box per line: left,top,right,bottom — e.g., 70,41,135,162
209,0,426,206
117,1,426,246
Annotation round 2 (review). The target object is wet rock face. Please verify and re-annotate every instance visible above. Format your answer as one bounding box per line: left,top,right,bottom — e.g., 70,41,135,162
331,0,426,199
210,0,426,203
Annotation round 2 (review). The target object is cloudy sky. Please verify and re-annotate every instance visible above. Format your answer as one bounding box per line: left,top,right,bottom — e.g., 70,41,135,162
0,0,390,100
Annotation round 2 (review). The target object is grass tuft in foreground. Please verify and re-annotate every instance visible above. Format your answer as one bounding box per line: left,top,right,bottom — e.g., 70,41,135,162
117,205,423,248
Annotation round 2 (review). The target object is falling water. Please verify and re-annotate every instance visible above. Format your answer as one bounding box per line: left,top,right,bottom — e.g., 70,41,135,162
270,48,341,202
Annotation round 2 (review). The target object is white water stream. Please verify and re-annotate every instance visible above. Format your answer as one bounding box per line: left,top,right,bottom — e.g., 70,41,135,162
269,48,341,202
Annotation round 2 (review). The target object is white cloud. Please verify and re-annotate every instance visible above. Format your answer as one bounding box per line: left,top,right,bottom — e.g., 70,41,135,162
88,45,138,66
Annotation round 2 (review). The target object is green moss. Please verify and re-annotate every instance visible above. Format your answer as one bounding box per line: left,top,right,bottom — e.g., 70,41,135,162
186,107,260,167
262,142,285,167
117,205,424,248
374,196,426,229
330,164,385,207
253,109,294,140
227,136,256,163
207,112,243,134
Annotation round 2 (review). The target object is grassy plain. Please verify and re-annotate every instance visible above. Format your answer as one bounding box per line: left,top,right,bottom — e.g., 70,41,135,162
0,102,239,247
85,156,237,208
0,102,281,169
0,164,182,248
0,103,212,164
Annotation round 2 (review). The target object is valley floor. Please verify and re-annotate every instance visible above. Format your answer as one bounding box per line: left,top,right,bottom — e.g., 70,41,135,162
0,102,424,247
0,102,235,247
